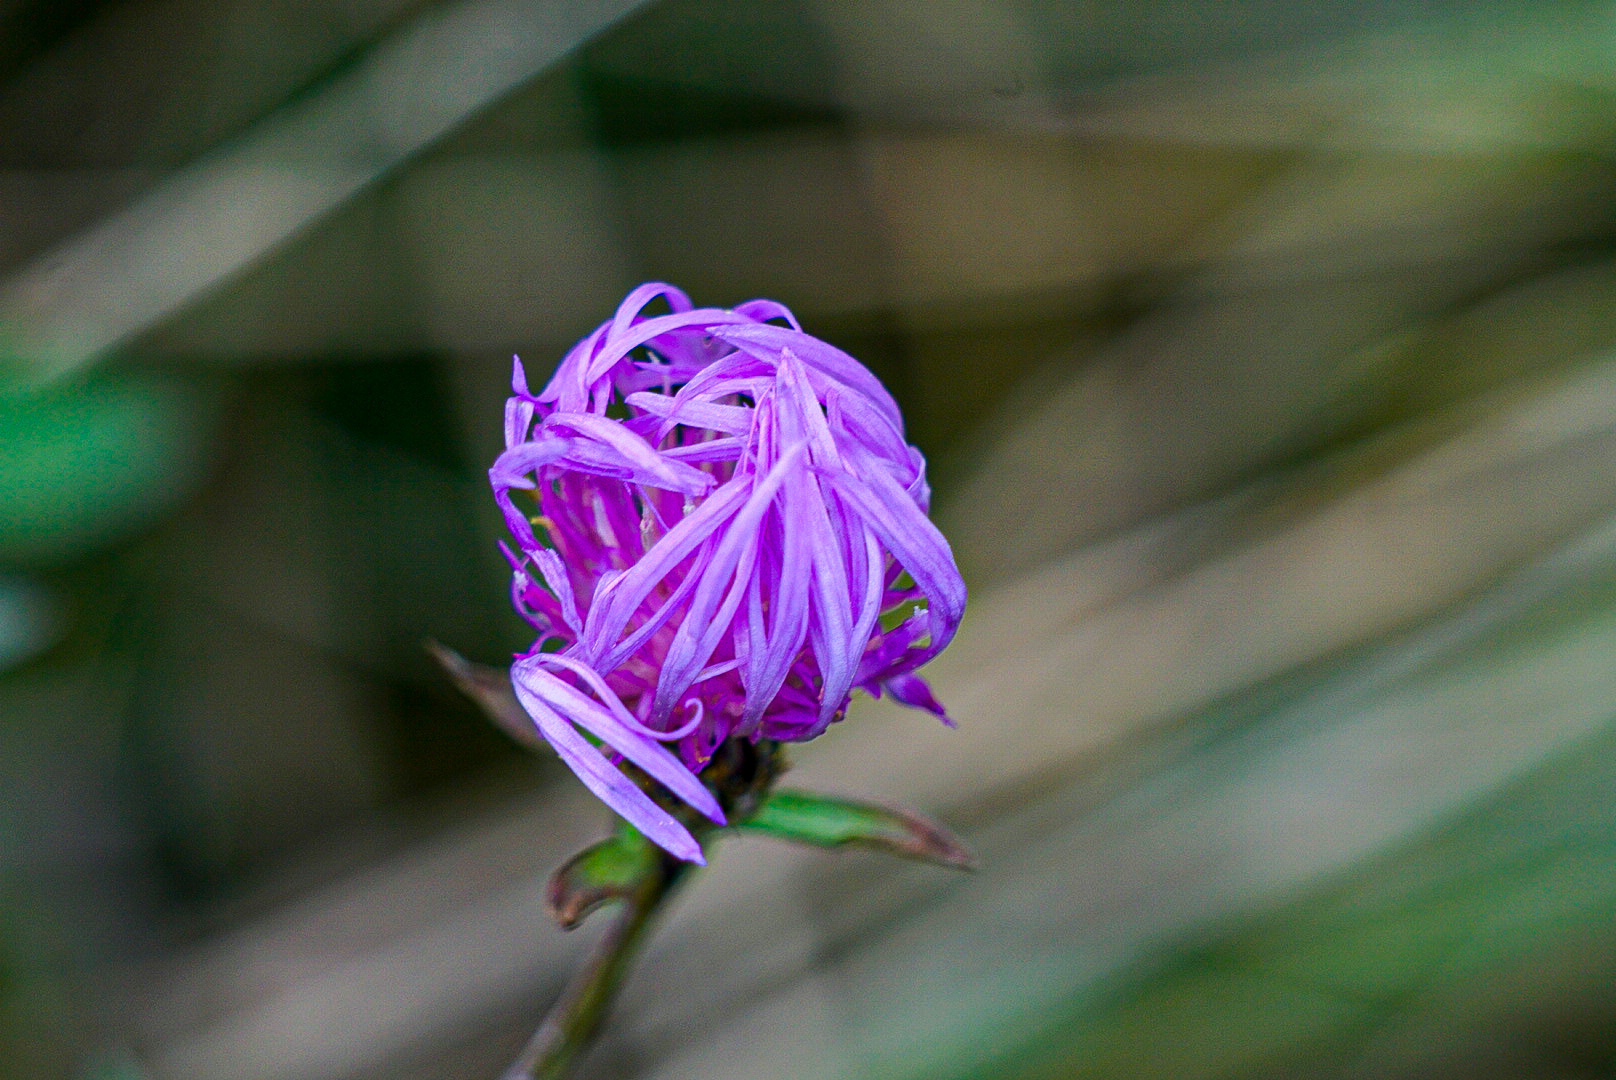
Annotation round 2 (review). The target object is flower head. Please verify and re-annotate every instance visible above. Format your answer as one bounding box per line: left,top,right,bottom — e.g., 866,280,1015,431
491,284,966,861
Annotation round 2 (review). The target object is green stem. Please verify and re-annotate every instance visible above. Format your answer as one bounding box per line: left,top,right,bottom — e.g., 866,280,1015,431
499,738,781,1079
499,857,687,1080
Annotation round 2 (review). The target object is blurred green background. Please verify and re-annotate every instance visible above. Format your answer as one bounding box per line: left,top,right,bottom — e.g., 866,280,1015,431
5,1,1616,1077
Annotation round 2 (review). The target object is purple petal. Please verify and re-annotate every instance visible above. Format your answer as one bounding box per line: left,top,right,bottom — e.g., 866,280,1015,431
511,662,707,861
490,432,565,490
825,384,913,483
710,323,903,432
733,298,802,328
532,652,712,747
537,324,610,411
583,480,751,665
490,476,548,551
661,436,745,464
773,350,860,730
585,308,754,388
671,349,779,405
531,548,583,635
880,671,955,726
610,282,694,337
625,392,754,437
652,442,809,721
543,414,716,494
738,496,810,732
816,463,966,660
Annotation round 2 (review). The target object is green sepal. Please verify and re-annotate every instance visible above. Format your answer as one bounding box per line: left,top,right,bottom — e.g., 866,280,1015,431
546,825,660,930
734,789,976,870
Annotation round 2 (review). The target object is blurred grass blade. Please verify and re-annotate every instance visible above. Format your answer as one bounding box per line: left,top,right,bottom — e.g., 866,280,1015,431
547,828,659,930
736,789,975,869
0,0,653,384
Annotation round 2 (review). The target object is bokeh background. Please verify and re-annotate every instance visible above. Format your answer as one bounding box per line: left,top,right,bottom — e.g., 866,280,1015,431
5,1,1616,1077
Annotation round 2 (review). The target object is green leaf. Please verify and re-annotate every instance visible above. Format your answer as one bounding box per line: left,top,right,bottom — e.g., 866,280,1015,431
0,374,211,565
546,827,660,930
735,789,975,869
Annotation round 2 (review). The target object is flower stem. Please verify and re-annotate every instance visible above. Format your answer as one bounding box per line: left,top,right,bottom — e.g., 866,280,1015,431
499,739,782,1079
499,856,687,1080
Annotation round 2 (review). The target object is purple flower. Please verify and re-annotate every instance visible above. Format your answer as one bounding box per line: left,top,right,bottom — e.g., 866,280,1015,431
491,284,966,862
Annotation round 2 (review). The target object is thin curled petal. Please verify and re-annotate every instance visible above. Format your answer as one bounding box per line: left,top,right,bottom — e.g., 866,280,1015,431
534,653,712,745
738,494,811,732
541,414,717,494
530,549,583,635
511,664,706,862
815,463,966,659
584,309,753,388
514,655,724,822
651,442,809,722
710,323,904,430
732,298,802,328
661,436,744,464
583,480,752,667
625,392,754,437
